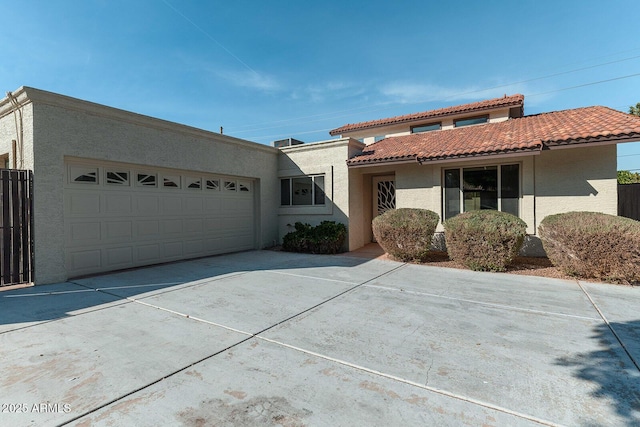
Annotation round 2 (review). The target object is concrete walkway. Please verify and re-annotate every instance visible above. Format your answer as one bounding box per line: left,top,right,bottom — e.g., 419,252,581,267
0,250,638,426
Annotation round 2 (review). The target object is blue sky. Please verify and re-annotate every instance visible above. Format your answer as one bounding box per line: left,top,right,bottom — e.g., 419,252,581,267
3,0,640,171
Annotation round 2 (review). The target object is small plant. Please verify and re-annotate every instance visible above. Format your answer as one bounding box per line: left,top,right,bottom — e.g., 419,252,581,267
444,210,527,272
372,208,439,261
282,221,347,254
539,212,640,284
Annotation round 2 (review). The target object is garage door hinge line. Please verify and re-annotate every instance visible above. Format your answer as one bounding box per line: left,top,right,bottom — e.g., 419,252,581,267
577,281,640,373
257,336,563,427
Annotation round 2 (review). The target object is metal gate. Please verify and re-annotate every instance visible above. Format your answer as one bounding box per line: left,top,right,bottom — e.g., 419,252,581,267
0,169,34,286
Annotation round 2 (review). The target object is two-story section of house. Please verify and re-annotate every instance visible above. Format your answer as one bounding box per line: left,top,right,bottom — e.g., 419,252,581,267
329,94,524,145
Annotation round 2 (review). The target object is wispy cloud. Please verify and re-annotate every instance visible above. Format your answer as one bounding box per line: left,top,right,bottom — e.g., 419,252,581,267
215,69,282,92
290,81,366,103
379,79,553,107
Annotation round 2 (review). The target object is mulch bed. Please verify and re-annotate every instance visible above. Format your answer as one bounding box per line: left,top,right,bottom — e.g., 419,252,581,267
414,251,573,280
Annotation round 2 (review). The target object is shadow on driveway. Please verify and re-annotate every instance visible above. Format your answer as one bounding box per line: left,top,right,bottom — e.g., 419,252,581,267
0,250,376,332
555,320,640,426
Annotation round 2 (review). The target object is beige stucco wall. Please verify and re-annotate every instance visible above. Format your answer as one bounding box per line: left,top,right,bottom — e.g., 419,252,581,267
347,145,618,253
534,145,618,227
5,87,280,284
0,100,35,170
278,138,364,249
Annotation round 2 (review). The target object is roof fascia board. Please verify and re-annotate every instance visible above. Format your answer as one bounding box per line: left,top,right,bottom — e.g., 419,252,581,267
544,136,640,149
347,158,418,168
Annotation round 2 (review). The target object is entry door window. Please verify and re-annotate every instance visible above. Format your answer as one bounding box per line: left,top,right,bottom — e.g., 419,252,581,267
374,177,396,216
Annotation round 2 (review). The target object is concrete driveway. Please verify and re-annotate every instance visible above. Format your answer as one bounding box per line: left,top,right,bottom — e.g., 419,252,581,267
0,250,639,427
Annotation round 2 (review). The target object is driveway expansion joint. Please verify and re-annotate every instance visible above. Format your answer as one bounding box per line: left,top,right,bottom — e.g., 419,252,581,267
577,281,640,373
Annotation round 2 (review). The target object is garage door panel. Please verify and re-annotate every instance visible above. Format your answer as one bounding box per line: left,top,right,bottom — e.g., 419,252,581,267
68,221,101,244
106,246,133,267
136,196,160,214
184,218,203,233
67,193,101,215
105,194,133,214
137,221,160,237
68,249,102,273
162,197,182,214
204,198,222,212
161,219,183,234
185,197,204,213
105,221,133,240
163,241,184,258
138,244,160,262
64,160,256,277
184,240,204,256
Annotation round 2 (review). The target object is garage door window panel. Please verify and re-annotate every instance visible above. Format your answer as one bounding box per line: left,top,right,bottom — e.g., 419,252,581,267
206,179,220,190
163,175,181,188
70,166,99,184
137,173,157,187
186,177,202,189
106,171,129,186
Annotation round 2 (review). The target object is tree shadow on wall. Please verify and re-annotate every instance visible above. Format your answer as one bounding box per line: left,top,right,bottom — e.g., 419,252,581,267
555,320,640,426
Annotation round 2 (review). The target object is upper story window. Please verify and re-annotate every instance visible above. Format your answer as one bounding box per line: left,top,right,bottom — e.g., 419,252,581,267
454,115,488,127
1,154,8,169
411,122,441,133
443,164,520,221
281,175,325,206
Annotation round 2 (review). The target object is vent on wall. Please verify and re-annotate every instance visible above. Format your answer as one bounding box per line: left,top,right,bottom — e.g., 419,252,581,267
273,138,304,148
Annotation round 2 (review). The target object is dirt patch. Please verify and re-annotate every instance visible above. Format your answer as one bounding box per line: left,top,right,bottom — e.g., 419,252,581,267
412,251,640,286
178,396,311,427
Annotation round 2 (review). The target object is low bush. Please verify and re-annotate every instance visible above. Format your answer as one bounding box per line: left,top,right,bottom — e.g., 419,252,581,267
372,208,439,261
444,210,527,272
538,212,640,284
282,221,347,254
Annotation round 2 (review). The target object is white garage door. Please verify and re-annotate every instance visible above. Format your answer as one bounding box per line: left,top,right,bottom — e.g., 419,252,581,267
64,159,256,277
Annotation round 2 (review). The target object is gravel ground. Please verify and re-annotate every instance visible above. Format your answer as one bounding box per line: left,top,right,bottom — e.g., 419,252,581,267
414,251,637,286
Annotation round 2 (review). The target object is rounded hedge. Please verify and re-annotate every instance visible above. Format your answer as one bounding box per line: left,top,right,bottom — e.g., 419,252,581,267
372,208,439,262
538,212,640,284
444,210,527,272
282,221,347,254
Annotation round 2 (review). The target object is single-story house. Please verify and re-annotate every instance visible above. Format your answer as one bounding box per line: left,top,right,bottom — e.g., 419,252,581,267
2,87,640,284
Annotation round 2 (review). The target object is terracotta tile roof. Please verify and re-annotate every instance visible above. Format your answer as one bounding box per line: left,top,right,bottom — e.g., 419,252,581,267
330,94,524,136
347,106,640,166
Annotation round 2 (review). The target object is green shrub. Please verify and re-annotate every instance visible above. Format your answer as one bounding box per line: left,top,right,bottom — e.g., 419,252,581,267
282,221,347,254
372,208,439,261
444,210,527,272
539,212,640,284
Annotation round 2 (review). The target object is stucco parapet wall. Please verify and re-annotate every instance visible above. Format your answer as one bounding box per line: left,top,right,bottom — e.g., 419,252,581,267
1,86,277,154
278,137,365,153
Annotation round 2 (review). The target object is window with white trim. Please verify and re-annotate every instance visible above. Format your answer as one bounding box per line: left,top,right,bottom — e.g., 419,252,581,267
280,175,325,206
106,171,129,185
186,177,202,189
163,175,181,188
454,115,488,127
443,164,519,221
70,166,99,184
411,122,441,133
205,179,219,190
